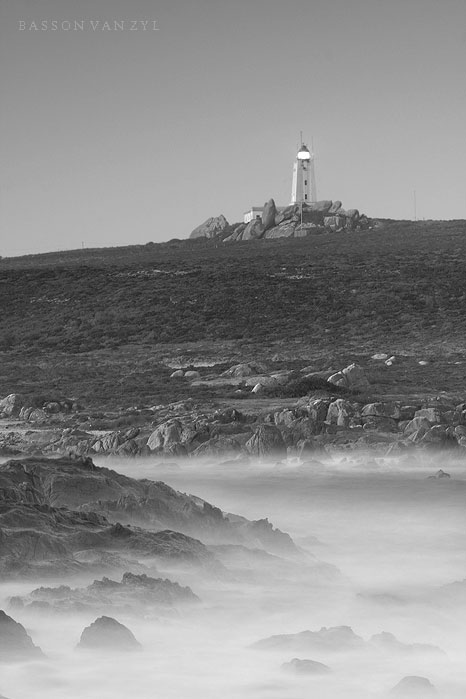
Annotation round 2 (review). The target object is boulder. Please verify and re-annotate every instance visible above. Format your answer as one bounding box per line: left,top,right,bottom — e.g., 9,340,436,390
327,364,370,391
241,217,264,240
361,402,401,420
414,408,443,424
324,215,345,232
326,399,354,427
147,420,183,451
390,676,437,696
404,416,431,437
170,370,184,379
245,424,286,458
264,222,296,238
77,615,141,651
328,201,342,214
307,200,333,213
0,394,24,418
261,199,277,231
184,370,200,380
190,215,228,239
0,609,43,660
281,657,331,674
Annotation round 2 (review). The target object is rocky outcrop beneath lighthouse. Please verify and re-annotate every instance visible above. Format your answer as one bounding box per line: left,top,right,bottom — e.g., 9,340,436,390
189,198,372,241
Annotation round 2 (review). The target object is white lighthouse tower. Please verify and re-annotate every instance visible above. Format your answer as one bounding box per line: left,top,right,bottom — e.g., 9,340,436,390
291,140,317,205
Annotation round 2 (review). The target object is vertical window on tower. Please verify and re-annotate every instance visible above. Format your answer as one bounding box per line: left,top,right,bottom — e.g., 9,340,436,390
304,180,307,185
305,194,308,200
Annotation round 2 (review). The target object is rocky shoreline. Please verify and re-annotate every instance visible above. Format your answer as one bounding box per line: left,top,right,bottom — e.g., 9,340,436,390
1,361,466,462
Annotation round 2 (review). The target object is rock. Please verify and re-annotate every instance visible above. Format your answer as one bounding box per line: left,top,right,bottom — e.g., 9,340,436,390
0,609,43,660
361,402,401,419
419,425,453,447
371,353,389,360
252,625,364,652
363,416,398,433
241,217,264,240
245,376,278,388
184,370,200,380
414,408,443,424
16,572,199,614
77,616,141,651
190,215,229,239
428,469,451,479
281,657,331,674
23,408,48,423
404,416,431,437
328,201,342,214
307,200,333,213
261,199,277,231
370,632,443,656
0,394,24,418
170,370,184,379
327,364,370,391
245,425,286,458
326,399,354,427
0,456,296,564
147,420,183,451
324,215,345,232
390,675,437,696
264,222,296,238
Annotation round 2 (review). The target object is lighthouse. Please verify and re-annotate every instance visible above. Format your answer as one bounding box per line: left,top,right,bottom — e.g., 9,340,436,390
291,142,317,205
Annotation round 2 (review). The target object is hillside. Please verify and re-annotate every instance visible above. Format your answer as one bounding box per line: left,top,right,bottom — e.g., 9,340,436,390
1,219,466,407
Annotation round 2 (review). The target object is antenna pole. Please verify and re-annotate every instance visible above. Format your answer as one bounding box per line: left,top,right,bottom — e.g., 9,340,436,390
413,190,417,221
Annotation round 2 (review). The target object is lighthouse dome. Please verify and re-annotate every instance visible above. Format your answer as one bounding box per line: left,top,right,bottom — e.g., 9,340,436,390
297,144,311,160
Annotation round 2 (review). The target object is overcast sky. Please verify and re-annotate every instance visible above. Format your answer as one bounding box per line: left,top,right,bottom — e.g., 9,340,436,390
1,0,465,256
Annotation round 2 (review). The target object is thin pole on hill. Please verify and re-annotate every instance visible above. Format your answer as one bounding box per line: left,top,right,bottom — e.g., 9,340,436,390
413,190,417,221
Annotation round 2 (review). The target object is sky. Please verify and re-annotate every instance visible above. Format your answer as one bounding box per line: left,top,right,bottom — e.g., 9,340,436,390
1,0,465,256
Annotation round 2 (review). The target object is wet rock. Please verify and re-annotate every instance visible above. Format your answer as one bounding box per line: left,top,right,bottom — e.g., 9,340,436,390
77,616,141,651
281,657,331,674
0,610,43,660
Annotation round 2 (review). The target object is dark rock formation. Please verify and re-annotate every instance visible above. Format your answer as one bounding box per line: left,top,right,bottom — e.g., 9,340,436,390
0,609,43,660
281,657,331,674
10,572,199,614
77,616,141,651
0,456,297,576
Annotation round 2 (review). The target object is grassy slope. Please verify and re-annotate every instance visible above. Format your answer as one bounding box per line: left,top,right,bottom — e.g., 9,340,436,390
1,220,466,407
